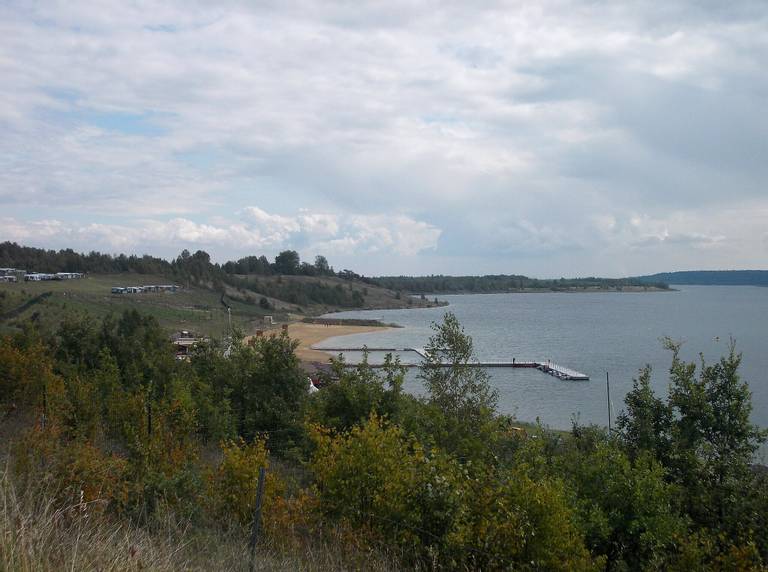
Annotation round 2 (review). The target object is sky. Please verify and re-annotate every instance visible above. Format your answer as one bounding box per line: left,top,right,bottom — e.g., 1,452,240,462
1,0,766,277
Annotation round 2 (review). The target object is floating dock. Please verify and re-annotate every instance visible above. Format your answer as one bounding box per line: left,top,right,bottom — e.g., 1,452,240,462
312,347,590,381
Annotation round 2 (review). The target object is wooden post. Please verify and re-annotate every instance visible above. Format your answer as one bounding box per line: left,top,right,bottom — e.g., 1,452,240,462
147,383,153,437
41,383,47,430
249,467,267,572
606,372,612,434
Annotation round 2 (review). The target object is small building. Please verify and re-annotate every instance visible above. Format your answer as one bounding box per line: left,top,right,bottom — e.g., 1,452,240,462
171,330,207,360
0,268,21,276
25,273,55,281
142,284,179,293
111,284,178,294
0,275,17,283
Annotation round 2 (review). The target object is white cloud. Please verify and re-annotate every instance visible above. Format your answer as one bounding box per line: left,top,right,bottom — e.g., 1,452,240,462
313,214,442,256
0,1,766,274
0,207,441,260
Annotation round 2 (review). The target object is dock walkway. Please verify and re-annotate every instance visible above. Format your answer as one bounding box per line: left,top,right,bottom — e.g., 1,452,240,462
312,347,589,381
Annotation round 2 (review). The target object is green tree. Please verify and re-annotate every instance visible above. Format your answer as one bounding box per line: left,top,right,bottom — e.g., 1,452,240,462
309,414,465,565
273,250,300,275
664,339,766,535
453,462,600,571
417,313,498,457
196,331,306,453
313,255,330,275
306,351,406,432
617,339,767,552
557,435,685,570
420,312,497,419
617,365,673,464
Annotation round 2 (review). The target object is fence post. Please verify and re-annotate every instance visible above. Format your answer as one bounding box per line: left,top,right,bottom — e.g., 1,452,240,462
249,467,267,572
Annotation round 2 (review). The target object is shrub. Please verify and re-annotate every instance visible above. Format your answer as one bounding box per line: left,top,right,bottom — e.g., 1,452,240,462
206,437,285,526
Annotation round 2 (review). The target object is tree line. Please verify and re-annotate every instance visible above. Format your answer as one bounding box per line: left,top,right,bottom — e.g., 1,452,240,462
370,274,670,293
1,242,673,298
0,242,369,308
0,241,339,280
2,310,766,570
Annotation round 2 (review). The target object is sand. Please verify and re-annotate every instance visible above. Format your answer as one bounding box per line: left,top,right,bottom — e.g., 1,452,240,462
247,322,391,364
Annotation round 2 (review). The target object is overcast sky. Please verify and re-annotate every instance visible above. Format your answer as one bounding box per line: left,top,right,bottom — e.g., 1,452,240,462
1,1,766,277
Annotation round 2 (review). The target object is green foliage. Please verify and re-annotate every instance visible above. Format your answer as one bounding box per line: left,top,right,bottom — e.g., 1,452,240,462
452,463,600,571
420,312,498,420
617,365,673,464
273,250,301,275
558,433,685,570
222,254,273,275
418,312,498,458
310,415,599,570
0,330,58,406
206,437,284,526
192,330,307,451
372,273,667,293
314,255,331,275
3,308,767,570
617,339,767,549
246,276,368,307
11,427,130,510
309,415,464,564
306,351,406,432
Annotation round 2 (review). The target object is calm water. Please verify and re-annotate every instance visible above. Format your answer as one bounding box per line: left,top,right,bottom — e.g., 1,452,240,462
321,286,768,457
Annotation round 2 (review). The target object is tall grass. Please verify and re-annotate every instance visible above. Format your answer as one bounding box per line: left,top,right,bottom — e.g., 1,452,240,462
0,467,396,571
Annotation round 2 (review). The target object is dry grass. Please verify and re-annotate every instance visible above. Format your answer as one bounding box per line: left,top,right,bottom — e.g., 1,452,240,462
0,468,397,571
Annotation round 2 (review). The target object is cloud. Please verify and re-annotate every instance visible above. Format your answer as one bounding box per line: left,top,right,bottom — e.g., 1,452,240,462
0,207,441,260
0,1,766,274
314,214,442,256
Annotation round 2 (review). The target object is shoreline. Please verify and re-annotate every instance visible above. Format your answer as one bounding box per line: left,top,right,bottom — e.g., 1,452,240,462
283,322,394,364
397,287,673,296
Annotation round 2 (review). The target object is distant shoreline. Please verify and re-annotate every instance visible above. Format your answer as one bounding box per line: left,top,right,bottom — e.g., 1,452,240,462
405,285,672,296
635,270,768,287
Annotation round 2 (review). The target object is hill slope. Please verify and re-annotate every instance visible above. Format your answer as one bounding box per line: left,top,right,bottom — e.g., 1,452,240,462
0,273,441,337
0,242,445,336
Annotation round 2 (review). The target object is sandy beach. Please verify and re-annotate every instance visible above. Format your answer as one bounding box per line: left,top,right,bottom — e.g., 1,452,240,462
249,322,392,364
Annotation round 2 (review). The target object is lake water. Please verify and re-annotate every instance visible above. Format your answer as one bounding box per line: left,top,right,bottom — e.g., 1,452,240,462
320,286,768,459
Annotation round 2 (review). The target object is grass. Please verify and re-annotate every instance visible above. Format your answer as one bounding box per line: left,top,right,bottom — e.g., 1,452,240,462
0,275,274,338
0,273,444,339
0,465,397,572
235,274,444,314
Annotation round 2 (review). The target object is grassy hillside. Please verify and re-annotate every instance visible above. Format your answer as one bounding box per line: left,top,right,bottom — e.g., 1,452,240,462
236,274,443,313
0,273,443,337
0,274,270,337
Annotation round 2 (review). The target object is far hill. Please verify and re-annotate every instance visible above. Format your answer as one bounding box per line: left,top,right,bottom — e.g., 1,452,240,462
634,270,768,286
369,274,669,294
